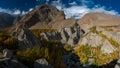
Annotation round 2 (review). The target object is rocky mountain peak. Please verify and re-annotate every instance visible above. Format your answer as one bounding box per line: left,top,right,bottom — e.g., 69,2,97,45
16,5,65,29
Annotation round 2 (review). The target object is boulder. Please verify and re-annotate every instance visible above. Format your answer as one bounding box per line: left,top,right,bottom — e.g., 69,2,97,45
34,58,53,68
3,49,13,59
40,23,84,46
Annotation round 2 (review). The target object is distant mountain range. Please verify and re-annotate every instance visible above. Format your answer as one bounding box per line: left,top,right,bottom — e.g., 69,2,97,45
0,12,15,28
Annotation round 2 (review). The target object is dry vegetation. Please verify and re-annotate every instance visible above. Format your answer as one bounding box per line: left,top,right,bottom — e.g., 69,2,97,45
16,40,68,68
74,44,119,66
31,29,56,37
0,34,18,49
74,26,120,66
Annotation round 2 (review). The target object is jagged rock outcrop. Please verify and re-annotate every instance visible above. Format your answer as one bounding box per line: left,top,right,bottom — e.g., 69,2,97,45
13,28,41,50
34,58,53,68
40,23,84,46
78,26,120,53
79,12,120,31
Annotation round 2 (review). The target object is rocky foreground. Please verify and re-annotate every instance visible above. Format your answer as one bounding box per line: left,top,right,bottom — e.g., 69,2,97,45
0,5,120,68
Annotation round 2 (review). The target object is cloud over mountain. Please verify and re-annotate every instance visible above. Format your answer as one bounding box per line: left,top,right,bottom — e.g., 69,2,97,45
0,0,119,19
52,0,119,19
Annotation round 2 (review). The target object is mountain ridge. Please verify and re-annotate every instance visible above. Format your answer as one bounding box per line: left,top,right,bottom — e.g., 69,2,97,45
79,12,120,31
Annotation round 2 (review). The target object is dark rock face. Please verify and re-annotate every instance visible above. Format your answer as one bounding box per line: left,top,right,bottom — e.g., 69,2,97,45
0,12,15,28
0,59,28,68
13,28,41,50
34,58,53,68
63,53,81,68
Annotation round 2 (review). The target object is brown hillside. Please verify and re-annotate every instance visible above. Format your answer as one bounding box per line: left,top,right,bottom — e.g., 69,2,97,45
79,12,120,31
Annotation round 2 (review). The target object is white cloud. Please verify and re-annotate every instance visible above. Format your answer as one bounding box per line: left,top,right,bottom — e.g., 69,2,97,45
62,6,90,19
0,0,119,19
21,11,27,15
51,0,119,19
29,8,33,11
61,6,119,19
13,10,21,15
0,7,31,15
51,0,63,10
0,7,12,14
0,7,22,15
69,1,77,5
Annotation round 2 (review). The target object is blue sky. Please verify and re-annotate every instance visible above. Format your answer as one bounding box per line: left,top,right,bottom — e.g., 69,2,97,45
93,0,120,12
0,0,119,19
